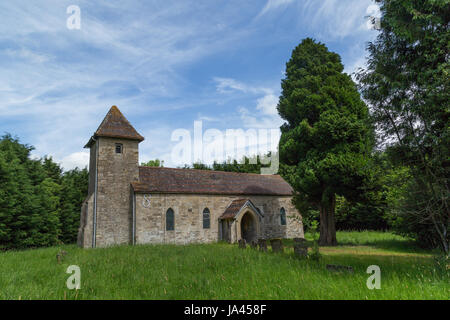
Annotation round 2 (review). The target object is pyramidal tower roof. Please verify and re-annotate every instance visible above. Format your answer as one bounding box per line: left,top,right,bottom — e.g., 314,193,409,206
84,106,144,147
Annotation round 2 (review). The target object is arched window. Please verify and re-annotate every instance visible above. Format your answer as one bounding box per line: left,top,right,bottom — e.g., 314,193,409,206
166,208,174,231
280,207,286,226
203,208,210,229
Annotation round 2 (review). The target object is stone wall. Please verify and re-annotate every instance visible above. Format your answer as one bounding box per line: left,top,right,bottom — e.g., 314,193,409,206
134,193,303,245
78,135,303,248
77,193,94,248
94,137,140,247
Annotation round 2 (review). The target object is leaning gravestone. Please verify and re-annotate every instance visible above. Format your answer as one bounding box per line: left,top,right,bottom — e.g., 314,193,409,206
293,237,308,259
238,239,246,249
270,238,284,253
258,239,267,252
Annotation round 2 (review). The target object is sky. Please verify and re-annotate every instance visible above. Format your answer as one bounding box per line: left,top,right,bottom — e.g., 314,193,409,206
0,0,380,170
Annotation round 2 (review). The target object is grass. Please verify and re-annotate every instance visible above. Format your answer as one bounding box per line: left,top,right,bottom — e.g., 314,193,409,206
0,231,448,300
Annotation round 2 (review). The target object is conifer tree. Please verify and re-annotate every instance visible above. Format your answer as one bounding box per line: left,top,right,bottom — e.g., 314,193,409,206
277,38,374,245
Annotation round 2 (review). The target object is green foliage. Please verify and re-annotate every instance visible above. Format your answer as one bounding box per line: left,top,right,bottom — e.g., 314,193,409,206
388,177,448,250
33,178,62,246
278,38,375,245
0,134,59,249
141,159,164,167
333,154,393,231
212,154,274,173
179,154,273,174
59,168,89,244
334,195,388,231
191,162,212,170
432,254,449,278
0,135,88,249
307,220,321,261
42,156,62,184
357,0,449,253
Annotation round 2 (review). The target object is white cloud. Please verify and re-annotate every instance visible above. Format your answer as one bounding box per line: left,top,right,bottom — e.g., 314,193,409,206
196,114,220,122
0,0,374,171
0,1,255,170
239,106,283,130
256,93,278,116
258,0,295,17
139,125,178,167
213,77,283,129
257,0,376,39
213,77,272,95
303,0,375,39
59,151,90,171
213,77,248,94
3,48,50,64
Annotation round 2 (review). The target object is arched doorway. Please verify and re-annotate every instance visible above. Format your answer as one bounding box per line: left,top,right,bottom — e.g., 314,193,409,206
240,211,257,242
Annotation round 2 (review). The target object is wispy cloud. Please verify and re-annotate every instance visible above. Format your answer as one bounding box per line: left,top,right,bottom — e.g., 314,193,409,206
258,0,295,17
213,77,283,129
213,77,272,95
257,0,375,39
306,0,372,38
0,1,253,169
1,0,375,170
213,77,249,94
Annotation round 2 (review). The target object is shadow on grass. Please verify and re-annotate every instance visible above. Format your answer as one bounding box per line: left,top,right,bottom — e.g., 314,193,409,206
335,238,432,254
282,233,433,255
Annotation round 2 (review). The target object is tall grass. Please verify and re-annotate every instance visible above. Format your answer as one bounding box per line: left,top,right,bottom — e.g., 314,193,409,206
0,231,448,300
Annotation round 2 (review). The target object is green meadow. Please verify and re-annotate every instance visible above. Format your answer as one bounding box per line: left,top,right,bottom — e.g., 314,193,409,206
0,231,448,300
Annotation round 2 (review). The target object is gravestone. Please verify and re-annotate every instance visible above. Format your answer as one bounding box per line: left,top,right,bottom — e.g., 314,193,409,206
326,264,354,274
270,238,284,253
293,237,308,259
238,239,246,249
56,250,67,264
258,239,267,252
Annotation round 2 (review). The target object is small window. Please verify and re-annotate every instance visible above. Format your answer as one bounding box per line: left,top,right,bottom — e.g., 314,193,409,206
280,207,286,226
203,208,210,229
166,208,174,231
115,143,123,154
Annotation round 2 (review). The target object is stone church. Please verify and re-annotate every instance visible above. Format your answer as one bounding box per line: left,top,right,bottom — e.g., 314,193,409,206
77,106,304,248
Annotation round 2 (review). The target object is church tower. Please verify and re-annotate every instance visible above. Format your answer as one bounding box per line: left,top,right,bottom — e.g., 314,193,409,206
78,106,144,248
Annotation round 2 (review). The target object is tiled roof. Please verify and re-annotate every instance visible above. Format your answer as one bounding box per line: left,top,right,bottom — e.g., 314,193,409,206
85,106,144,147
132,166,294,196
220,199,251,219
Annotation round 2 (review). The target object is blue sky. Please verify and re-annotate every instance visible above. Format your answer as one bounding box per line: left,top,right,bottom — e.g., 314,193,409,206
0,0,379,170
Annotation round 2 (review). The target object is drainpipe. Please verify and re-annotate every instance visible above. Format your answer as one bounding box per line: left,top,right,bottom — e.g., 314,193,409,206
92,138,99,248
132,190,136,245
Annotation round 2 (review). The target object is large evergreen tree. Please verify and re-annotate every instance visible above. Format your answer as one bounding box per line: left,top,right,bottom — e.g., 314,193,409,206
277,38,374,246
0,135,60,248
59,168,89,244
357,0,449,253
0,135,88,249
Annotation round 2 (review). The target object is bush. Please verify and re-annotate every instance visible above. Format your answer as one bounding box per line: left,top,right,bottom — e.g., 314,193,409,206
387,178,449,251
335,195,388,231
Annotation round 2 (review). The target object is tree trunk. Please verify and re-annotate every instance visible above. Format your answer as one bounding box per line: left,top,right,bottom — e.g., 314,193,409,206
318,194,337,246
